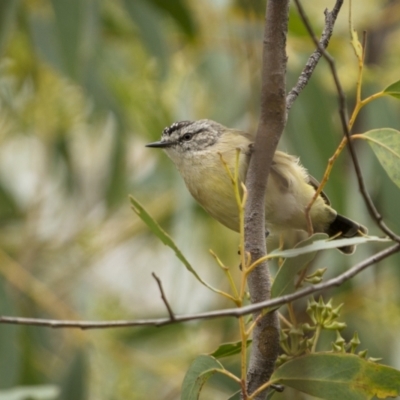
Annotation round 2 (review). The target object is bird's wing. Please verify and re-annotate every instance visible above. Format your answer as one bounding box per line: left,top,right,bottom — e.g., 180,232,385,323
307,175,331,205
270,162,290,190
270,152,331,205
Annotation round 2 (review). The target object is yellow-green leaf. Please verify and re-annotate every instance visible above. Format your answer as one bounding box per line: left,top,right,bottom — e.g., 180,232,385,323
270,353,400,400
383,80,400,99
355,129,400,189
129,195,223,294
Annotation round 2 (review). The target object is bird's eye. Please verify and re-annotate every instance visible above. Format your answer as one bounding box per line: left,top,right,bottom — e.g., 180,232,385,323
182,133,192,141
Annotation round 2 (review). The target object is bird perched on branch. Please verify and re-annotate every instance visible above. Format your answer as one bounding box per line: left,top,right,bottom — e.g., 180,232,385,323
146,119,367,254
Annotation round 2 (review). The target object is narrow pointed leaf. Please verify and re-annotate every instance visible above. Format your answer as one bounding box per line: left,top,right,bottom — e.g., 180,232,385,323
383,80,400,99
270,353,400,400
181,355,226,400
357,128,400,188
209,339,252,359
130,196,223,294
268,235,389,259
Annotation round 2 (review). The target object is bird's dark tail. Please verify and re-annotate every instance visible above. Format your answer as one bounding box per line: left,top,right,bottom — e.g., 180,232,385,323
326,214,368,254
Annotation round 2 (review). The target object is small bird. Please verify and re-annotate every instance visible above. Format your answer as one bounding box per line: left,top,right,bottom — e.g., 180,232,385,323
146,119,367,254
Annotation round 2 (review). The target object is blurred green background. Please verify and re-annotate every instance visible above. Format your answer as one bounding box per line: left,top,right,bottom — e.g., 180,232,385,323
0,0,399,399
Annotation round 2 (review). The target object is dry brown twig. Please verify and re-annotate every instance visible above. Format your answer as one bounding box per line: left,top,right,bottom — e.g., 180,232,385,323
286,0,344,112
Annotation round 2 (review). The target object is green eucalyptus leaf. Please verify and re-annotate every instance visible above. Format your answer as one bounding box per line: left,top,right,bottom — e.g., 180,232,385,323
209,339,252,359
383,80,400,99
268,235,389,259
270,353,400,400
181,355,226,400
130,196,223,294
358,128,400,189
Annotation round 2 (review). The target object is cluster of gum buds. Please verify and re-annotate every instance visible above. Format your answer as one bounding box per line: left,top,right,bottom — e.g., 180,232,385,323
276,297,376,366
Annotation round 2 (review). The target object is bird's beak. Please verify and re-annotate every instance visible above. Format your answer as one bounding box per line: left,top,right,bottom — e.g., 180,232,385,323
145,140,172,149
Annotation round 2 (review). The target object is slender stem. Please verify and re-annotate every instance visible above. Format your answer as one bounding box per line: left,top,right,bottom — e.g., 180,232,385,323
295,267,309,289
287,303,297,326
209,250,240,303
354,38,364,106
219,149,251,391
348,102,362,132
304,136,348,228
245,313,263,337
311,325,322,353
215,368,242,384
226,270,241,303
349,29,365,131
278,312,293,328
360,91,385,107
240,316,249,384
151,273,175,320
247,379,274,400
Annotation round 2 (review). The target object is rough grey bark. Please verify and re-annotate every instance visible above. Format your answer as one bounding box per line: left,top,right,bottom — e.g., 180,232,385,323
244,0,290,398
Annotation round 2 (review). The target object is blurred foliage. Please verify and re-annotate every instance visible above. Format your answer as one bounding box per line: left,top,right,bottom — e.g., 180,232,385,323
0,0,399,399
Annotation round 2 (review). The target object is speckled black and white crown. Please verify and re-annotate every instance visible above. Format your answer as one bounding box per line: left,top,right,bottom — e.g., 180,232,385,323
162,120,193,137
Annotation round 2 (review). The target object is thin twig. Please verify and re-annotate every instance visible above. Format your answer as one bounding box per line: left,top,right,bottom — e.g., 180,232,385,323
293,0,348,133
286,0,343,112
1,244,398,329
152,272,175,321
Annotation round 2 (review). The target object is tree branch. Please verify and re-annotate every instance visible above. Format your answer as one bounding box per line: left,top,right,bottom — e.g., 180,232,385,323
293,0,349,135
243,0,289,397
286,0,343,112
1,244,398,329
152,272,175,321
